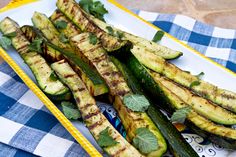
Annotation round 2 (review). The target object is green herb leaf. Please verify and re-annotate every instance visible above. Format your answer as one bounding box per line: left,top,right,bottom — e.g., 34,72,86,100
89,33,98,45
152,30,164,42
170,107,191,123
115,31,124,39
49,72,58,81
124,94,150,112
61,101,81,120
106,26,114,36
133,127,158,154
190,81,201,88
4,32,17,38
0,36,12,50
28,38,43,53
97,127,118,147
55,20,68,29
195,72,205,79
79,0,108,21
59,33,69,43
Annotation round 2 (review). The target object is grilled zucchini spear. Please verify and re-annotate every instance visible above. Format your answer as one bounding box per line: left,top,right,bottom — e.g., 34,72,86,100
70,33,167,156
51,60,143,157
124,52,236,149
56,0,127,52
131,45,236,113
0,17,71,101
31,12,108,96
84,10,183,60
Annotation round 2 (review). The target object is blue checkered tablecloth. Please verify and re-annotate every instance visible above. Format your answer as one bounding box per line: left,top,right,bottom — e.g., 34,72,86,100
0,10,236,157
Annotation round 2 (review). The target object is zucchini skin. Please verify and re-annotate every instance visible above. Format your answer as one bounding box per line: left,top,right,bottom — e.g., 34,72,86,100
85,13,183,60
111,56,198,157
124,52,236,149
51,60,143,157
0,17,71,101
70,33,167,156
31,12,108,96
56,0,127,52
131,45,236,113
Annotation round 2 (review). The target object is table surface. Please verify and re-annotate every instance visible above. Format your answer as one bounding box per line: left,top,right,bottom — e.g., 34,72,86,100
0,0,236,64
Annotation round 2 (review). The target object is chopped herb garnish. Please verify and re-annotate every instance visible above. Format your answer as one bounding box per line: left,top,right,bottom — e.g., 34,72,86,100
116,31,124,39
79,0,108,21
133,127,158,154
55,20,68,29
49,72,58,81
4,32,16,38
28,38,43,53
97,127,118,147
190,81,201,88
124,94,150,112
106,26,114,36
152,30,164,42
171,107,191,123
0,36,12,50
61,101,81,120
195,72,205,79
59,33,69,43
88,33,98,45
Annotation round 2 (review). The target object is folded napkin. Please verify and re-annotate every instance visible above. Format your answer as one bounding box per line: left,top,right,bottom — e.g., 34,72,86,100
0,10,236,157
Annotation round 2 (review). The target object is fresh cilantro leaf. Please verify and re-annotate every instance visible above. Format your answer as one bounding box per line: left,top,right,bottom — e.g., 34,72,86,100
28,38,43,53
49,72,58,81
89,33,98,45
152,30,164,42
55,20,68,29
106,26,114,36
116,31,124,39
190,81,201,88
4,32,17,38
133,127,158,154
195,72,205,79
97,127,118,147
79,0,108,21
0,36,12,50
59,33,69,43
124,94,150,112
61,101,81,120
170,107,191,123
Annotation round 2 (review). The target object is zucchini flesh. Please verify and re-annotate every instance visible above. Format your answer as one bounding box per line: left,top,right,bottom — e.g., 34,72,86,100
51,60,143,157
131,45,236,113
0,17,71,101
111,56,198,157
31,13,108,96
85,13,183,60
150,71,236,125
56,0,127,52
70,33,167,156
124,52,236,149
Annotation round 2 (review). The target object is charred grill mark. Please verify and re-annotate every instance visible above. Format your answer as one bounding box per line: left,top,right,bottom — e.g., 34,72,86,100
51,11,64,21
110,79,126,87
110,147,127,157
221,93,236,100
17,44,29,53
33,59,42,65
84,110,100,120
88,117,105,130
64,74,76,78
80,103,93,110
92,54,107,63
78,87,86,91
75,97,80,104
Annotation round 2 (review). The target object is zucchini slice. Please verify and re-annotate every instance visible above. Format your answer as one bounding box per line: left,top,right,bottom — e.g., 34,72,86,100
111,56,198,157
0,17,71,101
56,0,127,52
31,13,108,96
131,45,236,113
85,12,183,60
70,33,167,156
124,52,236,149
150,71,236,125
51,60,143,157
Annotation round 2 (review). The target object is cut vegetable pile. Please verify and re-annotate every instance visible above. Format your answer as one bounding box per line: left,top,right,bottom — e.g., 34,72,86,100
1,0,236,156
